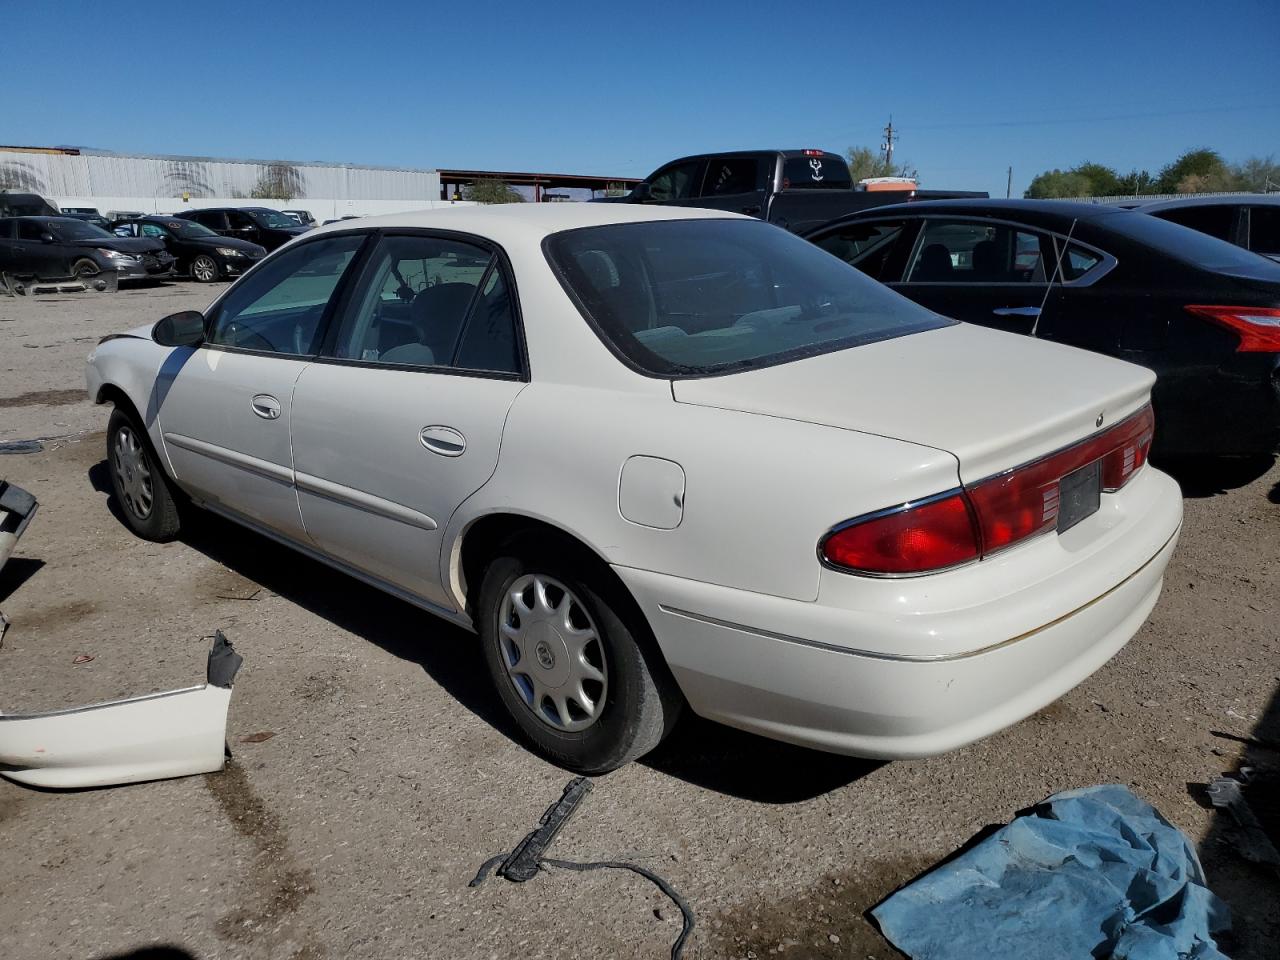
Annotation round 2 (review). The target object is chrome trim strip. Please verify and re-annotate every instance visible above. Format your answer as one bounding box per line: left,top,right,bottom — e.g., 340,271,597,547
660,525,1176,663
163,433,293,484
295,471,438,531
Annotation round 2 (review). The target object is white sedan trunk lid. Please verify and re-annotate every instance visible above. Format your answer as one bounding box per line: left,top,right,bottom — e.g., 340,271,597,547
672,323,1155,484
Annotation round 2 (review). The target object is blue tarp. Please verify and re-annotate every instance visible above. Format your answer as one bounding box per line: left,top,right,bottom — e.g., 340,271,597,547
872,784,1231,959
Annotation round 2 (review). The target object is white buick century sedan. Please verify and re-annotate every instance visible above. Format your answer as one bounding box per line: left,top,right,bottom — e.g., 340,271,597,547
86,204,1182,773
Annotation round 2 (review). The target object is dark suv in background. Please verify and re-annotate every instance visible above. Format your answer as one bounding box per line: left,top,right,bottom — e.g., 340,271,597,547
1123,195,1280,262
175,206,308,252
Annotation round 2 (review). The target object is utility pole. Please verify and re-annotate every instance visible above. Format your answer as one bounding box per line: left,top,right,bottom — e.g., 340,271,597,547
1006,166,1013,199
880,117,896,173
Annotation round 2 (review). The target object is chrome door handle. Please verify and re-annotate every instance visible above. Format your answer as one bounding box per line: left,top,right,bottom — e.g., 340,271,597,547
992,306,1041,318
420,425,466,457
250,394,281,420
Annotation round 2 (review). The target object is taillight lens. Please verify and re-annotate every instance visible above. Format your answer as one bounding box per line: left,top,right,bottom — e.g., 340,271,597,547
820,492,979,575
821,405,1155,576
1185,305,1280,352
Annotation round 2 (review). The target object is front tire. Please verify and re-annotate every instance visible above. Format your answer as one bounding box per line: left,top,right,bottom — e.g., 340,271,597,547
106,408,182,541
72,257,101,278
190,254,220,282
477,533,682,773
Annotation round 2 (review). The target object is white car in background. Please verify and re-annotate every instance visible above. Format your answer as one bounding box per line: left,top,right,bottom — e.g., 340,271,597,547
85,204,1182,773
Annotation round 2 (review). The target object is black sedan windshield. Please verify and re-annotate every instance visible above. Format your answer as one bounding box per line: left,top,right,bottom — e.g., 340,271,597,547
253,209,301,229
49,219,113,241
545,218,950,376
163,219,219,238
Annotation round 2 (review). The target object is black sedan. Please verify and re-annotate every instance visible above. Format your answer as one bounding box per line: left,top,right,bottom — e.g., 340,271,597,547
174,206,308,252
1120,195,1280,263
111,216,267,282
806,199,1280,457
0,216,175,282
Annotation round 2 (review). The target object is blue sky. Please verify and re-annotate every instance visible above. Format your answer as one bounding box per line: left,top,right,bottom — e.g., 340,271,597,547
5,0,1276,197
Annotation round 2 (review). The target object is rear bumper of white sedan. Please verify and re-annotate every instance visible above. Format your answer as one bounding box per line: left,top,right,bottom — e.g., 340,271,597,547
615,467,1182,759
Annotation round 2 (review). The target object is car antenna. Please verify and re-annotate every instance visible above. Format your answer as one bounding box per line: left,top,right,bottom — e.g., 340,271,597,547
1031,217,1077,338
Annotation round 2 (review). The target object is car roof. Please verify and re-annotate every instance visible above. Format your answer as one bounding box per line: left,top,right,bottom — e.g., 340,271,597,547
816,197,1132,232
1117,194,1280,212
305,202,745,244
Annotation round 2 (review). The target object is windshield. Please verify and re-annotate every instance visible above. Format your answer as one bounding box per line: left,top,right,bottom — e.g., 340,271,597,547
544,218,951,377
49,219,113,241
161,218,218,238
253,209,302,229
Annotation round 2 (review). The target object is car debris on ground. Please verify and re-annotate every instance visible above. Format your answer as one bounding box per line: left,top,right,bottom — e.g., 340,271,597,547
471,777,695,960
871,784,1231,960
0,630,243,789
0,479,39,644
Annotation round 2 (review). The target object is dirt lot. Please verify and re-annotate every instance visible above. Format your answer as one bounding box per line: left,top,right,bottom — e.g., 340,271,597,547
1,281,1278,960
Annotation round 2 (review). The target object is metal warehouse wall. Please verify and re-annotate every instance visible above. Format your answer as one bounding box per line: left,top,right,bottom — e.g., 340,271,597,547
0,149,441,206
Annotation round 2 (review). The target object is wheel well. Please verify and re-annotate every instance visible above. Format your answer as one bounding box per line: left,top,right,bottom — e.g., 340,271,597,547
95,383,143,423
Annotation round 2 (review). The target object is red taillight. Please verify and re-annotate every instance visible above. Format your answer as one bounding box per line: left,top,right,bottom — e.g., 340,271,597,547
1185,305,1280,352
802,149,825,156
821,405,1155,576
820,492,980,575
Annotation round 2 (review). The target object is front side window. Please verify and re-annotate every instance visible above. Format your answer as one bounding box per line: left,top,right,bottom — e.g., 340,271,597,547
646,161,703,202
814,220,907,280
1248,207,1280,256
701,158,758,196
332,235,519,373
227,210,257,231
545,218,950,377
906,221,1047,283
1155,205,1235,242
206,234,365,354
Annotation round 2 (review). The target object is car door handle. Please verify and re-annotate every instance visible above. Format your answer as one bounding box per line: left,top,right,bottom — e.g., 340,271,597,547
250,394,281,420
992,306,1041,318
740,205,762,215
420,425,466,457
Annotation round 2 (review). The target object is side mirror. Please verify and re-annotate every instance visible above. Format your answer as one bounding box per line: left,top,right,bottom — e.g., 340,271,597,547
40,233,55,243
152,310,206,347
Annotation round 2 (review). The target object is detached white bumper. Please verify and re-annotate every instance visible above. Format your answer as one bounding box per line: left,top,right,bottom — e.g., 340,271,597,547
615,468,1182,759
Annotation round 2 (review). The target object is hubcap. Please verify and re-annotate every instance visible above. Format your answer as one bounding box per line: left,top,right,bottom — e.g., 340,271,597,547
193,257,216,281
498,574,608,732
112,426,154,520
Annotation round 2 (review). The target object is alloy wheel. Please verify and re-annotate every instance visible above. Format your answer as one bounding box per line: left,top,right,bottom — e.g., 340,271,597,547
191,256,217,282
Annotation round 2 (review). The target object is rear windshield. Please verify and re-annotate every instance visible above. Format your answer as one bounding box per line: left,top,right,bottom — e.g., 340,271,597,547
1106,209,1275,271
782,155,851,190
544,218,950,377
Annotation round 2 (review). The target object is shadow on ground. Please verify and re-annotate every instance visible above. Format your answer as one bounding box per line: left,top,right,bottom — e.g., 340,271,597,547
1193,679,1280,959
93,948,196,960
1155,454,1277,498
91,461,874,801
0,556,44,604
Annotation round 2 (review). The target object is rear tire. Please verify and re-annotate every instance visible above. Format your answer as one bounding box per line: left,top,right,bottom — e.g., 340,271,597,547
476,532,682,773
106,407,182,541
190,254,220,282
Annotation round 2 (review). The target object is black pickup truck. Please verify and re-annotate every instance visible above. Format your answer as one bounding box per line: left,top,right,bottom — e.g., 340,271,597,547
611,149,985,234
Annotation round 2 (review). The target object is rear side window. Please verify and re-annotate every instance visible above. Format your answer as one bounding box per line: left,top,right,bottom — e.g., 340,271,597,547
331,235,520,374
207,234,365,354
701,158,758,196
1248,207,1280,256
17,220,45,241
814,221,908,280
782,155,851,189
1059,245,1103,282
1153,205,1236,242
906,220,1047,282
545,218,949,377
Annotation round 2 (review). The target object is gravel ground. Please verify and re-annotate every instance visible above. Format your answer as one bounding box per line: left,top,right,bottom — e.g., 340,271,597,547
1,282,1278,960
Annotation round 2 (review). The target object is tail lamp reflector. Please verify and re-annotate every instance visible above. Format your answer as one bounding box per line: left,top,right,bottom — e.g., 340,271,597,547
1185,305,1280,352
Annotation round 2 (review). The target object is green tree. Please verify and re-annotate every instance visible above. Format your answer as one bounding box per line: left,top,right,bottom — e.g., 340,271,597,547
1231,155,1280,192
845,146,917,183
250,162,305,201
1070,161,1121,197
1114,169,1157,196
1157,149,1230,193
464,179,524,204
1024,169,1093,198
